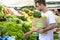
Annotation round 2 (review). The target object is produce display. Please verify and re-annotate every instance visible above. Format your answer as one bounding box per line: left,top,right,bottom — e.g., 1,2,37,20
0,4,36,40
0,4,5,18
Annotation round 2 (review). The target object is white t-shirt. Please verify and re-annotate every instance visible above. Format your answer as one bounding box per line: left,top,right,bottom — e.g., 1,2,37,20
39,11,56,40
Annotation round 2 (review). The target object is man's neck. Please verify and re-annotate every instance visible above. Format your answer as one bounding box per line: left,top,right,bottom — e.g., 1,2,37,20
42,7,48,13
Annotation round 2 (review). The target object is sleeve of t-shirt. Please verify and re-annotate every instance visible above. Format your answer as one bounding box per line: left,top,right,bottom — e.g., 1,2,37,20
48,11,56,24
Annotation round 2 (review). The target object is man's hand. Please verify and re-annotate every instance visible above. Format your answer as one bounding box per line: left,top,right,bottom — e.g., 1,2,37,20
24,32,30,38
38,28,44,34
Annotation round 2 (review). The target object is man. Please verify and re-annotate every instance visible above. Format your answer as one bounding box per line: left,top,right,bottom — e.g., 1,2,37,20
57,9,60,16
52,9,60,40
52,9,58,15
24,0,56,40
52,9,60,16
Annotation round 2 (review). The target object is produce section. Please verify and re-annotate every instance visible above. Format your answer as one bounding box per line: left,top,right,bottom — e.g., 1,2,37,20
0,4,44,40
0,0,60,40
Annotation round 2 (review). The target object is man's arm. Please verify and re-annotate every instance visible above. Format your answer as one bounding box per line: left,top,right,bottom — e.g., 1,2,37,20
44,23,56,32
24,27,38,38
38,23,56,33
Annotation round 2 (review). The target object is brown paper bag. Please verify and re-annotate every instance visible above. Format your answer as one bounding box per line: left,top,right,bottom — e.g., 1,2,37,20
32,18,47,28
32,18,47,34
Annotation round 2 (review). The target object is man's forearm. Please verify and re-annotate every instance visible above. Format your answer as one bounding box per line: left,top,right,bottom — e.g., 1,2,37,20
38,23,56,33
28,30,33,34
43,23,56,33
